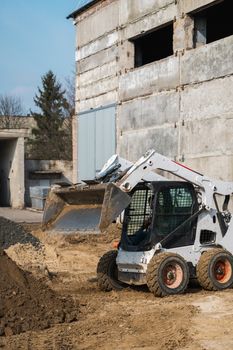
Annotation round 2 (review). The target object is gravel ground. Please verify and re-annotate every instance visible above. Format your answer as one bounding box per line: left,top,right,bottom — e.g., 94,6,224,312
0,216,41,249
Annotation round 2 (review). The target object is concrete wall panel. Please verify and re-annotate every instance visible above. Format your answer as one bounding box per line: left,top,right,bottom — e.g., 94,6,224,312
181,36,233,85
79,60,117,86
183,155,233,181
76,31,118,61
78,45,118,74
119,56,179,101
120,0,174,25
78,91,117,112
178,0,219,15
118,126,178,161
118,91,179,131
77,1,119,47
78,76,118,101
123,3,177,40
181,76,233,120
180,116,233,156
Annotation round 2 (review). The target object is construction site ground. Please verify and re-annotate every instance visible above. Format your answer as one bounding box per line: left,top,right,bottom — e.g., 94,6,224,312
1,218,233,349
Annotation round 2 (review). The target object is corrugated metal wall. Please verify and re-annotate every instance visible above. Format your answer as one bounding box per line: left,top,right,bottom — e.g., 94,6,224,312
78,105,116,181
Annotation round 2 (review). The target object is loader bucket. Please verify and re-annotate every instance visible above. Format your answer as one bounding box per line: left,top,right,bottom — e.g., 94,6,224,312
42,184,107,233
99,183,132,232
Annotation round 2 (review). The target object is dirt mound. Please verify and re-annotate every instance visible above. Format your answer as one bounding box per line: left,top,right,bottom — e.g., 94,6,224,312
0,217,40,250
6,243,54,277
0,249,78,337
60,223,122,246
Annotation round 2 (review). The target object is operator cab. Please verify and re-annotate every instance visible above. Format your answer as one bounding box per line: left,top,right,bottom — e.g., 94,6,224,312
120,181,198,252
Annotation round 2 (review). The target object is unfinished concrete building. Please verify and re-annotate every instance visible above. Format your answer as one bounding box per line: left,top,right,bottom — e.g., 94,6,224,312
68,0,233,182
0,129,29,208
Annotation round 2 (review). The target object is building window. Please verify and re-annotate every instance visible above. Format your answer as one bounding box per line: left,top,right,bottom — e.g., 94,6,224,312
131,23,173,68
193,0,233,47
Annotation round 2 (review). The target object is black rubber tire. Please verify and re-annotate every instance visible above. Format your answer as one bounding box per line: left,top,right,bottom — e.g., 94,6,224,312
146,252,190,297
97,250,126,291
196,249,233,291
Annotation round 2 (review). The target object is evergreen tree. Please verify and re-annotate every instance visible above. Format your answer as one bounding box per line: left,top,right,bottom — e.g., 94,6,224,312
29,71,72,160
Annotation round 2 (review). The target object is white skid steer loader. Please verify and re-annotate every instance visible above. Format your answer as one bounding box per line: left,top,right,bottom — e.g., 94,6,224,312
97,149,233,297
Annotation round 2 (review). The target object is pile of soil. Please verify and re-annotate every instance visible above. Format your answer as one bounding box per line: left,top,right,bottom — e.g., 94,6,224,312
0,217,40,249
62,223,122,245
6,243,52,276
0,249,78,337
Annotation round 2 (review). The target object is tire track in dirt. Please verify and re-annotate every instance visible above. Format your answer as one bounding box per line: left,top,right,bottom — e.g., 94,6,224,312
187,291,233,350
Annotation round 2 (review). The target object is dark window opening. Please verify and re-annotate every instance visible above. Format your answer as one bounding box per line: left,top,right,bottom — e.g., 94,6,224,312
193,0,233,47
132,23,173,68
200,230,216,244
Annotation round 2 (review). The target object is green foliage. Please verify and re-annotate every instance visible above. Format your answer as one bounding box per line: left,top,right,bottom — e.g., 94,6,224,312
28,71,72,160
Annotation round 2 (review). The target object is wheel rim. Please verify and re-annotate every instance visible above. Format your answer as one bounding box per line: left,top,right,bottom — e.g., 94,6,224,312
162,263,184,289
213,258,232,284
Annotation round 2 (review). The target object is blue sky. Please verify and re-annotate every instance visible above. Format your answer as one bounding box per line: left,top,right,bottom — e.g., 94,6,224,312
0,0,78,113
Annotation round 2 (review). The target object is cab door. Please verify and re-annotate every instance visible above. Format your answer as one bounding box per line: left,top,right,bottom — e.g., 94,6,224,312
153,183,198,248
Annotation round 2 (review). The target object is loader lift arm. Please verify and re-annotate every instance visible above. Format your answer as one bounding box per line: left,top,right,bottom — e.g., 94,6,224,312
100,149,233,231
